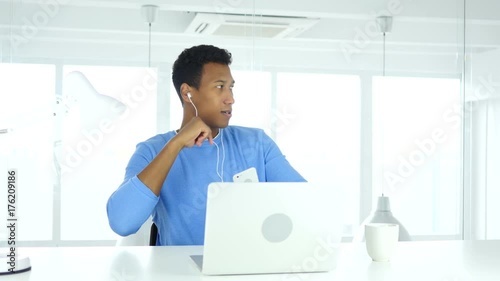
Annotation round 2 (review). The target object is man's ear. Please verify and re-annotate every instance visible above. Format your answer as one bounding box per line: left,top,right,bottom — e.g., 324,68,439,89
180,83,192,103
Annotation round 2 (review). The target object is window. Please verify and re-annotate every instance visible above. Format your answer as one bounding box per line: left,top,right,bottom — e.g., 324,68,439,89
229,70,272,131
0,63,55,242
372,76,461,236
1,63,463,244
60,66,157,240
276,72,361,235
0,64,157,244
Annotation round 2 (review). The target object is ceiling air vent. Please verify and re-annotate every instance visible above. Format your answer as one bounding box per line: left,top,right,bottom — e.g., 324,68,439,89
185,13,319,39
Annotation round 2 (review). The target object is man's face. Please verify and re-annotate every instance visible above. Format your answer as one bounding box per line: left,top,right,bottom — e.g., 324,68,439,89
191,62,235,129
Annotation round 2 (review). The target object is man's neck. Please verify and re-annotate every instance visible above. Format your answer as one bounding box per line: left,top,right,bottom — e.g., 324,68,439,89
211,128,220,139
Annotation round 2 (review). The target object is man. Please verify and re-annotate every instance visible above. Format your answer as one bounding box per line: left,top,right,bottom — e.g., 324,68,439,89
107,45,305,245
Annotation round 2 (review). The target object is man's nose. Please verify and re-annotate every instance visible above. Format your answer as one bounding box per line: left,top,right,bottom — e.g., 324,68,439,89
225,92,235,104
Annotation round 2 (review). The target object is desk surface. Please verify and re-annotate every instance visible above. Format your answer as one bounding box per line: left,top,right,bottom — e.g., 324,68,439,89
3,240,500,281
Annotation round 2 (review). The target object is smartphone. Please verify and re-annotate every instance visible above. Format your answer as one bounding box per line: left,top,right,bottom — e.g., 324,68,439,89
232,167,259,183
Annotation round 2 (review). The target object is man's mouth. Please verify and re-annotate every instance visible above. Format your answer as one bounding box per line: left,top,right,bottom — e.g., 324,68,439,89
221,110,232,118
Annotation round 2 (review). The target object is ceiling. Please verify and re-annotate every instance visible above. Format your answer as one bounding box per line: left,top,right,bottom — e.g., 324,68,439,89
0,0,499,74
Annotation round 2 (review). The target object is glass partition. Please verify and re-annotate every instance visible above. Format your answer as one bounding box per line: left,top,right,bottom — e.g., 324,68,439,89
463,0,500,240
3,0,497,246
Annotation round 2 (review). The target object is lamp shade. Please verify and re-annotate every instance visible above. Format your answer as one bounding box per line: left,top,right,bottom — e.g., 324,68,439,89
354,195,411,241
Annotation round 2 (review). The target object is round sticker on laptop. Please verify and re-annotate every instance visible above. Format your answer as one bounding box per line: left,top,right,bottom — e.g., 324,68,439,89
261,213,293,243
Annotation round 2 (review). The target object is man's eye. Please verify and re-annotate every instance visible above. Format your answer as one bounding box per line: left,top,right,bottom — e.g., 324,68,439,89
216,85,223,89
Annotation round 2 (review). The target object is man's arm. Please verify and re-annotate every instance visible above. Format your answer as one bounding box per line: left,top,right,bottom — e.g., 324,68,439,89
137,139,182,196
107,117,214,236
138,116,214,196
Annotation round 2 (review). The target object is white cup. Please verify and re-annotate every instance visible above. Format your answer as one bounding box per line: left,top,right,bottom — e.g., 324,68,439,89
365,223,399,262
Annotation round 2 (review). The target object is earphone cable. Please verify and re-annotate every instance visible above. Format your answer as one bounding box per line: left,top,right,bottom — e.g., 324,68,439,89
187,95,198,117
221,129,225,181
213,129,225,182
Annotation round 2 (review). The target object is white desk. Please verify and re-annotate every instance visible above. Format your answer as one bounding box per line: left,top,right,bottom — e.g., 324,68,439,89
3,240,500,281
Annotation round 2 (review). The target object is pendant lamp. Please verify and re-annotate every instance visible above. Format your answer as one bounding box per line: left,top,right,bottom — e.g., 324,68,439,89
141,4,159,67
354,16,411,242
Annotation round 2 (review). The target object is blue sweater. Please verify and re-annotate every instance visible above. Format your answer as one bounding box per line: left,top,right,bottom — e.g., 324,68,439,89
106,126,305,245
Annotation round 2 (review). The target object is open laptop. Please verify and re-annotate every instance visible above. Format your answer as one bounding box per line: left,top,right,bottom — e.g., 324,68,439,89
191,182,345,275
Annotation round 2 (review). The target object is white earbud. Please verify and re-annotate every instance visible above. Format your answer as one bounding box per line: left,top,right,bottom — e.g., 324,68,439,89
186,92,198,116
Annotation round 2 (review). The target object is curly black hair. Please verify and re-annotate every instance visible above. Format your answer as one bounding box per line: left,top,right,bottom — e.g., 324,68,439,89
172,45,232,104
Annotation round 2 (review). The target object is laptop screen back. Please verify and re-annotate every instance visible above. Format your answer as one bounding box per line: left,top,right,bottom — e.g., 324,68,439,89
200,182,345,275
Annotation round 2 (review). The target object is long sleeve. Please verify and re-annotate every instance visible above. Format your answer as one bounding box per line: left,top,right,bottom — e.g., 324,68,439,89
106,140,162,236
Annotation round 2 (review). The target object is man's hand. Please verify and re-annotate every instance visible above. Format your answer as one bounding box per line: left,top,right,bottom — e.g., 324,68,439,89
175,117,214,148
137,117,214,196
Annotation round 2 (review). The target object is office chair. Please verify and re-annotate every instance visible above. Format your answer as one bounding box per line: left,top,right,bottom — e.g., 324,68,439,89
149,223,158,246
